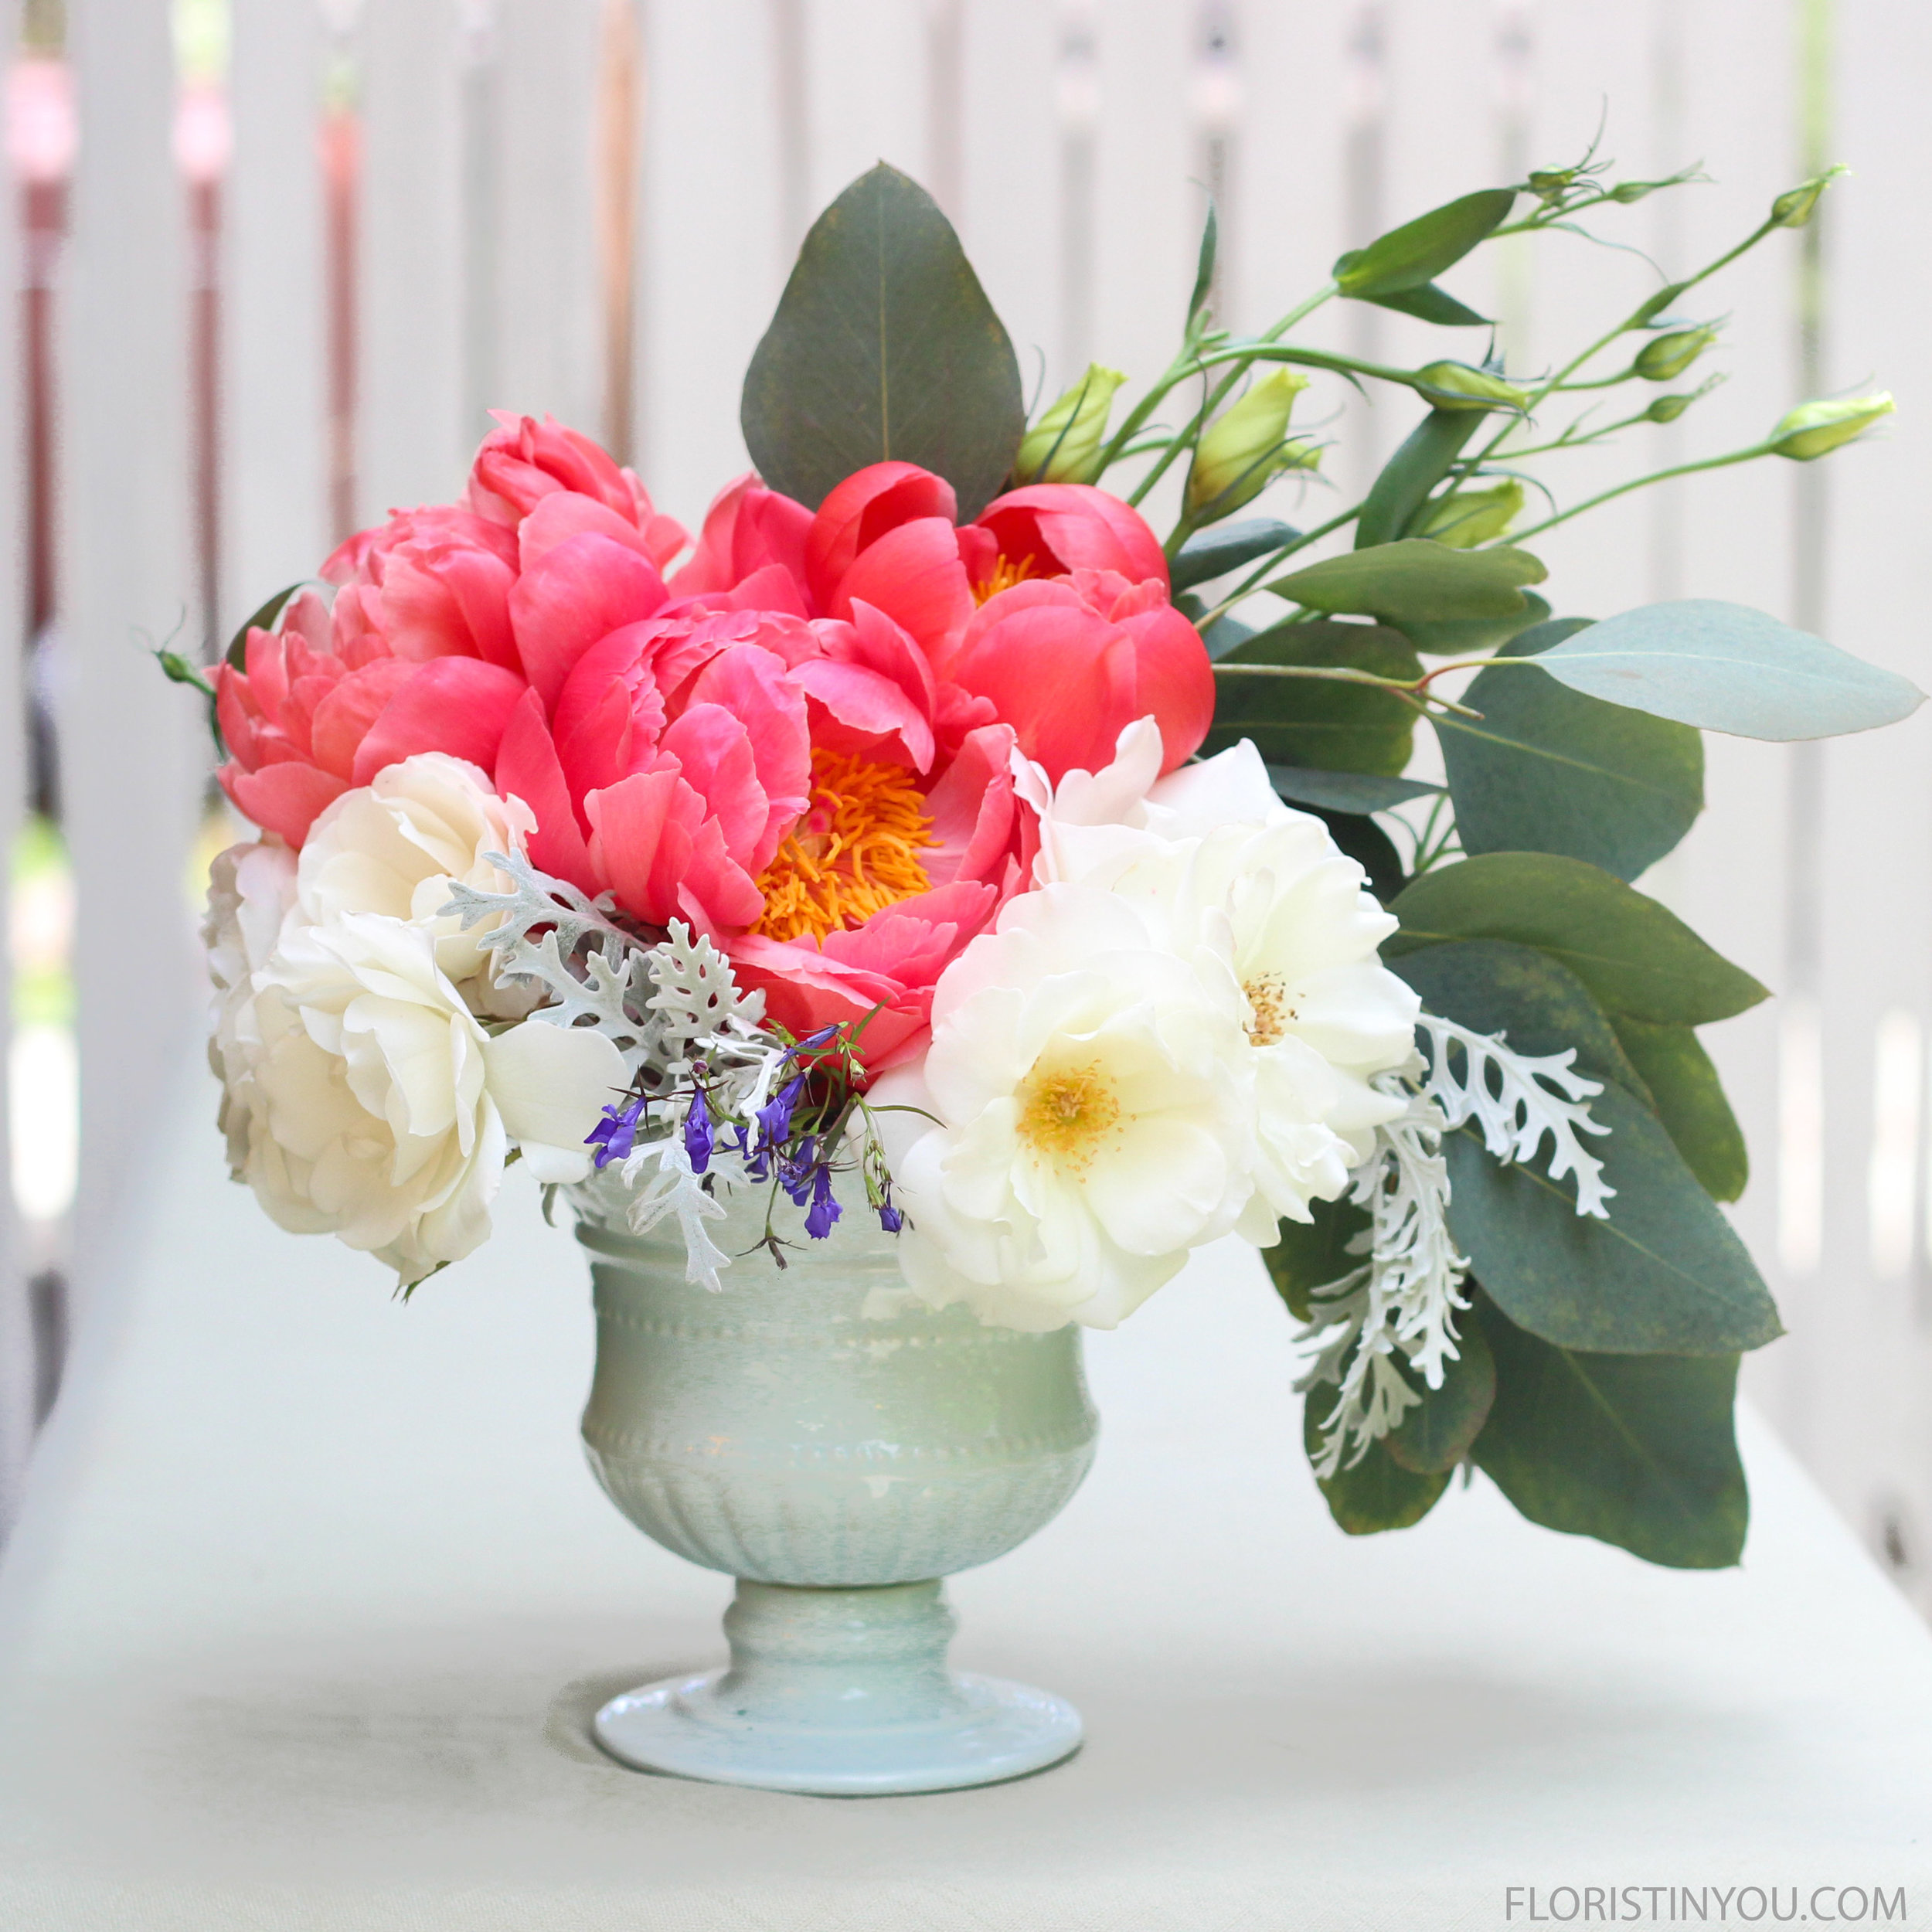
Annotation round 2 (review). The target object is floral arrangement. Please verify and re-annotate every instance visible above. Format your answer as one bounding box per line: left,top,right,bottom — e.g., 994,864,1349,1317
178,151,1919,1572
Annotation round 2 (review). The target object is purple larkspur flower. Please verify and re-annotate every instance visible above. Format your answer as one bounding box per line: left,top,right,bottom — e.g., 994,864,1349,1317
804,1163,842,1240
682,1085,714,1174
585,1095,646,1169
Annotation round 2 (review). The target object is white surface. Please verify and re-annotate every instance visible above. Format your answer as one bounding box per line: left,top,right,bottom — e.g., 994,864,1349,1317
3,1059,1930,1930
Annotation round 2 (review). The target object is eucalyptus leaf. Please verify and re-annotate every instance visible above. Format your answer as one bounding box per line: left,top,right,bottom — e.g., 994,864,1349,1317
1355,410,1486,549
1471,1294,1747,1570
1304,1400,1451,1533
741,164,1024,518
1443,1084,1780,1355
1267,765,1442,815
1172,518,1301,593
1531,599,1926,741
1611,1016,1748,1202
1386,1319,1496,1475
1333,188,1517,298
1437,618,1705,880
1202,614,1257,662
1206,621,1422,776
1387,853,1768,1025
1262,1196,1370,1323
1361,281,1491,327
1270,540,1546,622
225,582,304,670
1393,593,1550,658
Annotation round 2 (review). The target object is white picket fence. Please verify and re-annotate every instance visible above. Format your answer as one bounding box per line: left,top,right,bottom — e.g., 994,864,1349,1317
9,0,1932,1606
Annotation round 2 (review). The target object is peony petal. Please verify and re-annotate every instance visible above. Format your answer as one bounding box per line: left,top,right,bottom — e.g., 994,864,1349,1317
804,461,957,611
509,531,668,712
349,658,529,787
830,516,975,667
495,687,597,887
223,760,349,848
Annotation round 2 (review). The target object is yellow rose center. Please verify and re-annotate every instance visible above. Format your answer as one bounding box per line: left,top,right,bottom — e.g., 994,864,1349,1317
971,553,1037,604
1244,974,1294,1046
1016,1060,1121,1171
751,748,936,943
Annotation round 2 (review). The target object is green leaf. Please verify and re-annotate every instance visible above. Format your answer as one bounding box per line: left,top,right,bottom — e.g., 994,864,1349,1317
1267,764,1441,815
1610,1017,1748,1202
1393,591,1551,658
1437,618,1705,881
1202,614,1256,662
1333,189,1517,298
1355,410,1486,549
1188,202,1219,323
1206,621,1422,776
1471,1293,1747,1569
1261,1196,1370,1322
1270,539,1547,622
1386,1319,1496,1475
1531,599,1925,741
741,164,1025,519
1171,517,1300,593
1360,281,1491,327
1387,853,1768,1024
1389,939,1653,1100
1443,1083,1781,1355
1304,1397,1451,1534
225,582,304,670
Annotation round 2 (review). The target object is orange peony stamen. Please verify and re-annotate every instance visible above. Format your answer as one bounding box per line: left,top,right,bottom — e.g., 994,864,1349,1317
971,553,1037,605
751,750,937,943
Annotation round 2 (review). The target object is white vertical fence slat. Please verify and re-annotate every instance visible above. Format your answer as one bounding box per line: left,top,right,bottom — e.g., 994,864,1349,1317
632,0,785,528
357,0,469,518
798,0,930,230
0,39,23,1532
59,0,204,1303
223,0,330,631
491,0,603,435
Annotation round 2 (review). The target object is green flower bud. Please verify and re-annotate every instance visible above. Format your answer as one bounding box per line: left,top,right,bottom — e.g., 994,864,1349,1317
1186,369,1313,514
1633,326,1717,382
1015,363,1128,485
1645,392,1696,424
1768,392,1895,460
1770,168,1844,230
1412,362,1532,413
1417,479,1525,549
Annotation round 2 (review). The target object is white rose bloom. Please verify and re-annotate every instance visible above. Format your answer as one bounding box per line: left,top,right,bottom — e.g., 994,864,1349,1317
872,885,1258,1332
298,752,539,1017
246,912,626,1283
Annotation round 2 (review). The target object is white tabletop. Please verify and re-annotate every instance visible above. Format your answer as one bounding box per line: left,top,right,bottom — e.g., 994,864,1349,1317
3,1059,1930,1930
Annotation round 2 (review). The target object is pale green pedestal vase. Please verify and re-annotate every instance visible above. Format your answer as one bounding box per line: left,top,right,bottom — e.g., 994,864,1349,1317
574,1191,1099,1795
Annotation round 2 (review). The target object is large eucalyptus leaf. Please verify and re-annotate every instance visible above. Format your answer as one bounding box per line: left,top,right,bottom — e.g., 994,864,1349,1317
1355,410,1486,549
1437,619,1705,880
1387,853,1767,1024
1171,518,1299,593
1304,1400,1451,1534
1206,621,1421,776
1262,1195,1370,1322
1386,1320,1496,1475
1611,1016,1748,1203
1333,188,1517,298
1471,1294,1747,1569
1443,1084,1780,1355
741,164,1024,517
1267,765,1441,815
1394,592,1550,658
1531,599,1925,740
1390,939,1652,1101
1270,540,1546,621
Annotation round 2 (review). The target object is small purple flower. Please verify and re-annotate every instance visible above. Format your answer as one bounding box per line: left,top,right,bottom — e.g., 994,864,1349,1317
784,1025,839,1060
778,1136,818,1206
876,1200,903,1234
682,1085,714,1174
756,1071,808,1151
804,1162,842,1240
585,1096,646,1169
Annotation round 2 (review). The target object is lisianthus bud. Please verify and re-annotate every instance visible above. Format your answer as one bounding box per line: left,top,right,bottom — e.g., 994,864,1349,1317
1634,326,1717,382
1186,369,1313,515
1645,392,1696,424
1418,478,1524,549
1768,392,1895,460
1015,363,1128,485
1413,362,1531,412
1770,169,1842,230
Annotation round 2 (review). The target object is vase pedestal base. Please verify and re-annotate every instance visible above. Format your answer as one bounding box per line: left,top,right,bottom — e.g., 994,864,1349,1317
592,1578,1083,1796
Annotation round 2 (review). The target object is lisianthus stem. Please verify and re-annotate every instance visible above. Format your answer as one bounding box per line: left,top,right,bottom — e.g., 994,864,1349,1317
1503,441,1774,543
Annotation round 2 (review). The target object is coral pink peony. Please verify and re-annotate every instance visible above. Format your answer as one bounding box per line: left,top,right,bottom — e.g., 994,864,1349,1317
947,568,1214,781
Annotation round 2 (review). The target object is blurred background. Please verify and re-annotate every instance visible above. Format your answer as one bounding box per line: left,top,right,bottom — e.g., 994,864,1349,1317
1,0,1927,1611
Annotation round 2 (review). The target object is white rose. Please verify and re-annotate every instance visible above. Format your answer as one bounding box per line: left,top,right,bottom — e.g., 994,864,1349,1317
222,903,625,1284
872,885,1258,1332
298,752,538,1017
